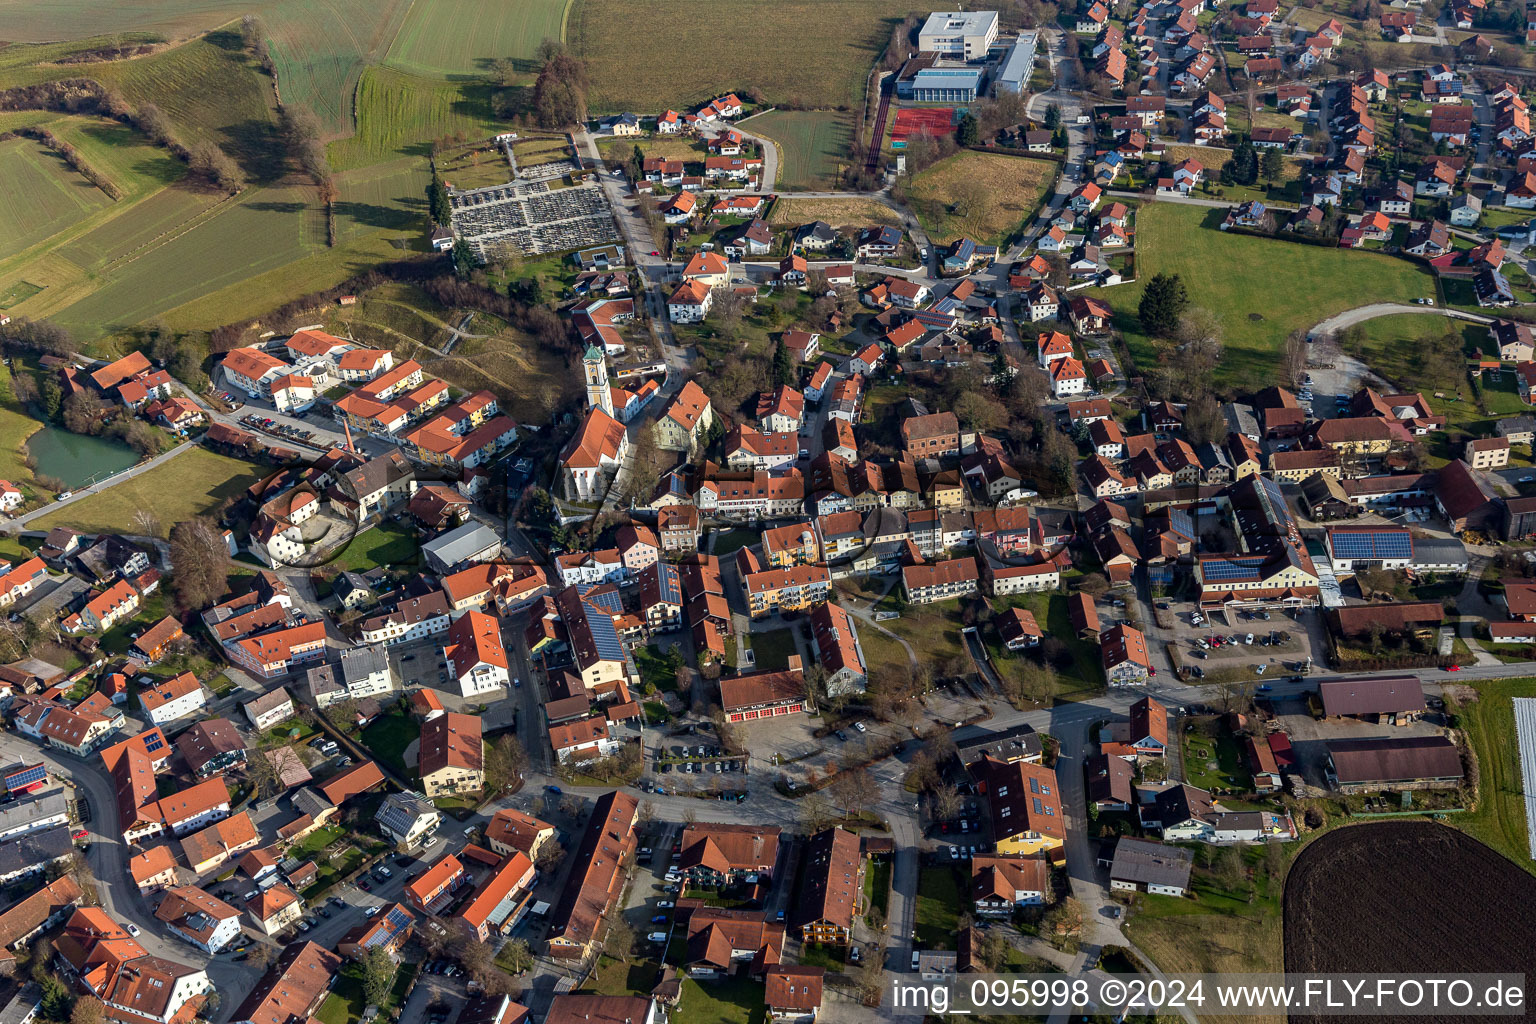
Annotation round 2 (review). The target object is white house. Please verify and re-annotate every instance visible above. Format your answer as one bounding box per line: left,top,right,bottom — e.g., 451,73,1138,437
443,611,511,697
668,279,713,323
140,673,208,728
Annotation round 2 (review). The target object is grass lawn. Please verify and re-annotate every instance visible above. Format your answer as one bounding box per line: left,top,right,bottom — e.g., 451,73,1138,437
97,591,170,655
798,943,847,970
857,624,911,679
1341,313,1486,410
291,825,346,859
1096,203,1435,392
634,643,685,693
577,954,662,996
30,447,266,537
905,150,1057,246
361,708,419,781
1455,676,1536,874
712,528,758,555
989,591,1104,698
768,196,902,231
315,954,407,1024
914,864,964,949
737,110,853,190
750,628,797,671
677,975,769,1024
884,600,968,675
597,135,707,164
864,856,891,922
0,366,49,501
1123,840,1294,977
1182,716,1254,795
331,520,421,572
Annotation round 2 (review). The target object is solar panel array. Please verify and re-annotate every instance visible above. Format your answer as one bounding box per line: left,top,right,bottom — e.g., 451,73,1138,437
1169,508,1195,541
1200,556,1266,582
656,564,682,605
143,732,166,754
3,764,45,792
1329,529,1411,560
587,609,626,662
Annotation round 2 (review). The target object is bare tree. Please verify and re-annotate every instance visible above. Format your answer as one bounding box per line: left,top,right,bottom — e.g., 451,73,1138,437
799,790,837,833
246,748,281,799
932,784,964,821
604,915,636,963
1282,329,1309,386
168,517,230,611
829,766,877,818
131,509,161,538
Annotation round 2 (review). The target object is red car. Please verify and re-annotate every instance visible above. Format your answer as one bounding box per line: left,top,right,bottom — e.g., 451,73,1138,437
1446,664,1461,672
72,829,88,841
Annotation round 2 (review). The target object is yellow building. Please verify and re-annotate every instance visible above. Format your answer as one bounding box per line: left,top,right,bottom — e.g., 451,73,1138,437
979,755,1066,857
745,564,832,619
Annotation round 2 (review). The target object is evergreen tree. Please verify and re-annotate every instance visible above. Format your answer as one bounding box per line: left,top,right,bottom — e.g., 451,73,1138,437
426,176,451,225
1044,104,1061,129
771,339,795,387
40,375,62,421
1261,147,1285,183
1137,273,1189,338
956,112,980,147
629,143,646,182
1230,135,1259,186
451,237,476,278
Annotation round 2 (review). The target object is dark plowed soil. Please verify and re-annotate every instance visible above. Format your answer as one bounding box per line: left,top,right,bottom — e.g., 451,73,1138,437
1283,821,1536,1023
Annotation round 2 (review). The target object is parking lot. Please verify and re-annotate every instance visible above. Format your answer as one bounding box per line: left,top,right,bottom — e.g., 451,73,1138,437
1161,599,1323,681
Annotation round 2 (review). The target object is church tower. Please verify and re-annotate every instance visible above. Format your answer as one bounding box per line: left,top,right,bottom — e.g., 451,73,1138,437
583,344,613,417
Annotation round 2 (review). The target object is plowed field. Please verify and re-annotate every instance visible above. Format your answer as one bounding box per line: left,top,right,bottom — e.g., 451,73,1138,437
1284,821,1536,1023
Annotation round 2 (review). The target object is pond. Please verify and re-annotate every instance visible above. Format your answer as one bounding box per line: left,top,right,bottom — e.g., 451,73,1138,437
26,426,139,489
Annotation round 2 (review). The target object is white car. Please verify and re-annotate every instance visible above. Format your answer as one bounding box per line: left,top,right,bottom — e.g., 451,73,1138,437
126,923,140,937
853,721,867,733
365,906,380,918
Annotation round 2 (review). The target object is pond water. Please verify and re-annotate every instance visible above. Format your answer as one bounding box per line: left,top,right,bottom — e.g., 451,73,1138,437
26,426,139,489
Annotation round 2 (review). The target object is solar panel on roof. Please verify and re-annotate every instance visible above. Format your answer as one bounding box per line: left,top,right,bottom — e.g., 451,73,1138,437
587,612,626,661
143,733,165,753
385,906,411,931
1330,529,1410,560
3,764,45,791
1201,557,1264,582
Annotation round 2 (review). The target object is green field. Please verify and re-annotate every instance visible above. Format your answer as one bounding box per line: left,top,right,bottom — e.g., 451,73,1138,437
333,156,432,241
384,0,570,78
571,0,911,112
50,117,188,197
738,109,851,190
0,138,115,262
89,38,285,183
48,182,317,339
1455,677,1536,875
30,447,267,537
0,3,413,139
1099,204,1436,391
261,0,415,135
328,66,502,171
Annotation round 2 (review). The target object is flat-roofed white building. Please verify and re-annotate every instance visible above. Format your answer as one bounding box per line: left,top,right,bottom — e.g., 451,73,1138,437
918,10,1000,58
